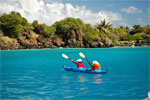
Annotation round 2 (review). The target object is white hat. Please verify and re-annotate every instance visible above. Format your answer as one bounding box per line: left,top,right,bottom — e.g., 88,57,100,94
77,59,83,62
148,91,150,98
93,61,99,64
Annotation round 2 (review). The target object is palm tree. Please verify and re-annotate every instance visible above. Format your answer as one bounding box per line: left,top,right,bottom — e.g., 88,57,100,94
130,25,144,35
96,19,113,29
119,26,123,29
96,19,113,34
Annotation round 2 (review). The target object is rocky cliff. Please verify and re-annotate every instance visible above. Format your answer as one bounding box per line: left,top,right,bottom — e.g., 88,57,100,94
0,28,114,50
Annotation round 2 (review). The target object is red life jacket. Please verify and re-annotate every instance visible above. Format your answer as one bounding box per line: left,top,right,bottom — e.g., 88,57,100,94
94,64,100,69
91,64,100,71
72,61,85,68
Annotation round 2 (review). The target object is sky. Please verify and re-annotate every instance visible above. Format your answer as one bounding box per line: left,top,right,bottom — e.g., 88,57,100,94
0,0,149,28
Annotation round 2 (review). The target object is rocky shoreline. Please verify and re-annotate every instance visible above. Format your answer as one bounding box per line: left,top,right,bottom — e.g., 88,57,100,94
0,29,114,50
1,12,150,50
0,30,149,50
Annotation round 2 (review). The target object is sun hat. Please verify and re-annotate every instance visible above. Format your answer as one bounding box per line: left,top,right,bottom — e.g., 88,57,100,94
148,91,150,98
93,61,99,64
77,59,83,62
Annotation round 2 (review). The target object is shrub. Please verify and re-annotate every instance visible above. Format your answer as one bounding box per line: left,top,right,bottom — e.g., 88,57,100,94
53,17,85,35
32,21,56,38
132,33,144,40
0,11,33,38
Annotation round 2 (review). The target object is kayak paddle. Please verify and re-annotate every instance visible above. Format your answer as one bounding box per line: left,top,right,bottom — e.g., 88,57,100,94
79,52,92,70
62,53,72,61
79,52,88,60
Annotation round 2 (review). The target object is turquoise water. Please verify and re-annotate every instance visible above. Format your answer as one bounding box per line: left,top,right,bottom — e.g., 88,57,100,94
0,47,149,100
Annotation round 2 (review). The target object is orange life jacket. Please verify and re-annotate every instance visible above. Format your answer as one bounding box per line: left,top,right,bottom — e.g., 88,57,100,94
94,64,100,69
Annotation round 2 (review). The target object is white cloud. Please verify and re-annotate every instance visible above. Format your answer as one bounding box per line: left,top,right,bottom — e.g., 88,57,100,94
148,9,150,14
0,0,126,27
98,11,123,22
121,6,142,14
137,18,144,25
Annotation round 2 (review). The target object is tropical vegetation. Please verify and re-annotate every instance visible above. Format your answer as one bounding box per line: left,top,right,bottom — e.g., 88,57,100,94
0,11,150,48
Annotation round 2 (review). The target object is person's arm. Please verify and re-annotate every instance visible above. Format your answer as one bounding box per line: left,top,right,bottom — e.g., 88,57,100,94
82,64,85,68
90,64,95,68
87,59,91,65
86,59,94,68
72,60,78,64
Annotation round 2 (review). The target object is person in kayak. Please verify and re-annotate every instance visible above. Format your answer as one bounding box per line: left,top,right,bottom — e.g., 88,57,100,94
72,59,85,70
86,60,101,71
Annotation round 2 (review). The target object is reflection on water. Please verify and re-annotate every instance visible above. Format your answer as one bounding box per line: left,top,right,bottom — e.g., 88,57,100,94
62,75,71,83
93,74,102,84
78,74,87,83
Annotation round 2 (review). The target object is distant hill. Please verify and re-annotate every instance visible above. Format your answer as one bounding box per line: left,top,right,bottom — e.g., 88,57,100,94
0,11,150,50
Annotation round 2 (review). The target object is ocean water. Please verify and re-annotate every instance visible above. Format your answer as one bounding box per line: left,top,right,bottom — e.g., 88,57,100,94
0,47,149,100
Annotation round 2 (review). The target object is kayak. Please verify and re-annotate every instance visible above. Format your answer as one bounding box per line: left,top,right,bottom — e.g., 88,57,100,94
63,66,108,74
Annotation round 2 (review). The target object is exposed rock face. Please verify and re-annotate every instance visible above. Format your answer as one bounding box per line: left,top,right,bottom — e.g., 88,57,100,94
62,28,84,48
0,28,115,50
37,36,53,48
0,30,53,49
52,37,64,47
17,31,39,49
86,41,104,48
0,38,20,49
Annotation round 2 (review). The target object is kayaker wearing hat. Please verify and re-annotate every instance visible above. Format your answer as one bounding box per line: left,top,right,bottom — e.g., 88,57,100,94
86,60,101,71
72,59,85,70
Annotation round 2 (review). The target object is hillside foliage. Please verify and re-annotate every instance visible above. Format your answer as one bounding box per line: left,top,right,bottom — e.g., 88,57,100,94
0,11,150,45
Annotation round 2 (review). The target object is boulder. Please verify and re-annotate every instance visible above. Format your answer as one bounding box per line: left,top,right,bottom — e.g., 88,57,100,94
61,28,85,47
52,37,64,47
0,36,20,50
90,42,99,48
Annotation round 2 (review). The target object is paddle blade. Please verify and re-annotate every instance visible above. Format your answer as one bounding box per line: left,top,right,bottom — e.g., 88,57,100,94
79,52,85,58
62,53,69,59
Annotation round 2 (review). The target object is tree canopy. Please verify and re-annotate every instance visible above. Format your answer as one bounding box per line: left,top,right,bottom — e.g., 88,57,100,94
0,11,33,38
52,17,86,35
0,11,150,45
32,20,56,38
